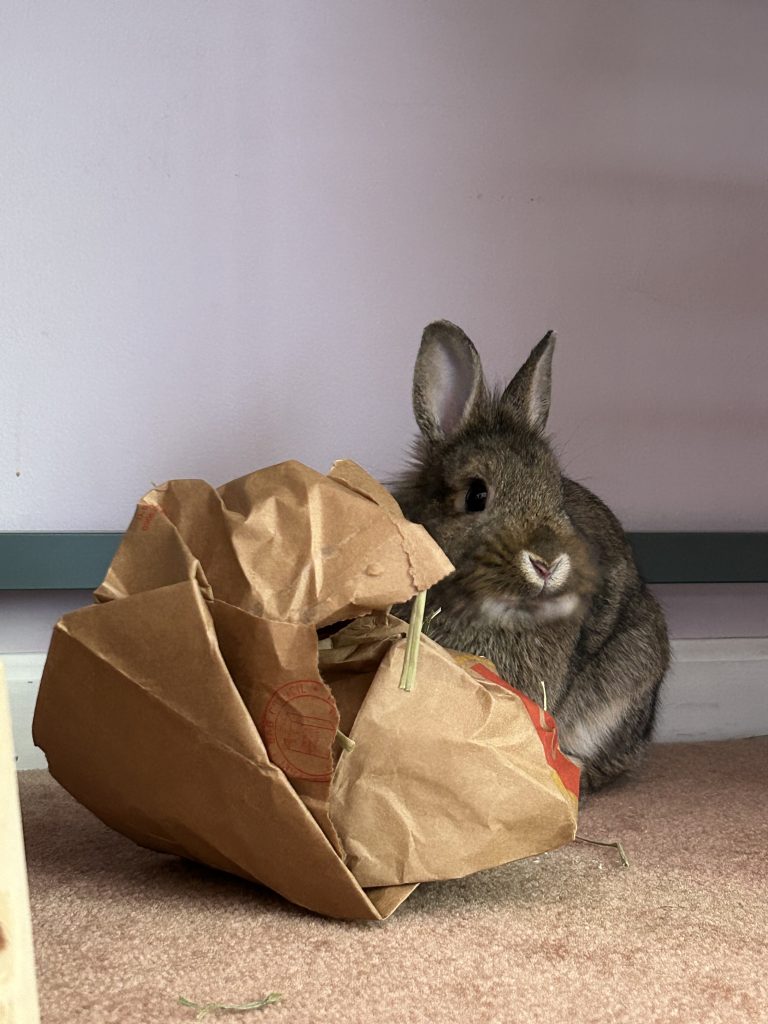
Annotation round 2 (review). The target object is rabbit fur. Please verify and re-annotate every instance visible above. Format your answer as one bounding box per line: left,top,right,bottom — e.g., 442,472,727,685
392,320,669,793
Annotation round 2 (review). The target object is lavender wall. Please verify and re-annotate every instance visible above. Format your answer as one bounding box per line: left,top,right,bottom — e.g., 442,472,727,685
2,0,767,532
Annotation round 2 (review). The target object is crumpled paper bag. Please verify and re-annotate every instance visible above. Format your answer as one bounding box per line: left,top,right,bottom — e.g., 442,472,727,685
33,459,579,920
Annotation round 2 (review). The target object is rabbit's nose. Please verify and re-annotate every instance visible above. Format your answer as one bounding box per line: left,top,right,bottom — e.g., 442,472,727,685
521,550,570,589
527,554,562,581
528,557,552,581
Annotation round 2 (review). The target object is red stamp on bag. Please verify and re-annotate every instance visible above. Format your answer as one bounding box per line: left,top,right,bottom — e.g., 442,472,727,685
136,504,159,531
261,680,337,782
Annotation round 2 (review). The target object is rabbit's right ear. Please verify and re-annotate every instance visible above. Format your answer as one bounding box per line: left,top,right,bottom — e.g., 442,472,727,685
412,320,485,442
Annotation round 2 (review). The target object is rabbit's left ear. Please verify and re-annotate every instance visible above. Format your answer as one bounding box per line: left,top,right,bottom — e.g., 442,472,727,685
500,330,556,433
412,320,486,442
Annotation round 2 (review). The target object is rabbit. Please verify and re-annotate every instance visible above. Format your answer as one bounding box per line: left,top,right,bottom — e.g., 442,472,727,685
391,320,670,793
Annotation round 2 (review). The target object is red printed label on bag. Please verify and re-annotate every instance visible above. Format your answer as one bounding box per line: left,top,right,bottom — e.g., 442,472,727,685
468,661,581,798
260,680,338,782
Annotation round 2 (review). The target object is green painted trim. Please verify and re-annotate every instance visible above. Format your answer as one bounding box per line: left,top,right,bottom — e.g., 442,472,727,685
0,531,766,590
0,533,121,590
628,532,768,585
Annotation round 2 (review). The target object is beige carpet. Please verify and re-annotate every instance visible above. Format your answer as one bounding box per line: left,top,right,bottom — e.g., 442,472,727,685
19,738,768,1024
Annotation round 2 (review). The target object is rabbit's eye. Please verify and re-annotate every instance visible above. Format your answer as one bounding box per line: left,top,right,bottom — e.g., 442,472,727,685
464,478,488,513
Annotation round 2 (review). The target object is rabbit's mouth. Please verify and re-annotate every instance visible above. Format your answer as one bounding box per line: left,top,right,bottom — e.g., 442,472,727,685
479,591,582,626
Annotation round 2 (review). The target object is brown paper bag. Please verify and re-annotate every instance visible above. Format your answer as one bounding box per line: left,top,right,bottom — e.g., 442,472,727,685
321,617,579,887
33,460,579,920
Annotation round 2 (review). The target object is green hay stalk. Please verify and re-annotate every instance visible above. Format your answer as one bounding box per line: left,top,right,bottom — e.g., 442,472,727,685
399,589,427,692
335,729,356,753
575,834,630,868
178,993,282,1019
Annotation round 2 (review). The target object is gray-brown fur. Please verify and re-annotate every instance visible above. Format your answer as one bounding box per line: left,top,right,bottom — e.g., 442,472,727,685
392,320,670,793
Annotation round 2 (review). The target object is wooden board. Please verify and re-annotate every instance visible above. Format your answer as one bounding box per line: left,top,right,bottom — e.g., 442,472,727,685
0,665,40,1024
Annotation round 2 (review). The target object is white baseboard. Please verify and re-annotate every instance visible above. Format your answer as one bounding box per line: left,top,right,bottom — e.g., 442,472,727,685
3,639,767,770
3,654,47,770
654,637,768,742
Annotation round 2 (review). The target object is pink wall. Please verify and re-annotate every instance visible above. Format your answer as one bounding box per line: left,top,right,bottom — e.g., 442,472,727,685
2,1,767,530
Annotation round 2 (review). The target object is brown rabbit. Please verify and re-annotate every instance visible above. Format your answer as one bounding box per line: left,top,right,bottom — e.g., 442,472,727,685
392,320,669,792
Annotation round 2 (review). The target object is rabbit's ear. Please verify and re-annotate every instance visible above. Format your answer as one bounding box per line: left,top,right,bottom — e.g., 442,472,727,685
500,330,556,433
413,320,485,442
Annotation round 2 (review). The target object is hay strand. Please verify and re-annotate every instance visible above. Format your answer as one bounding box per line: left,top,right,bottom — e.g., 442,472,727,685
576,834,630,868
335,729,356,753
399,589,427,692
178,993,282,1019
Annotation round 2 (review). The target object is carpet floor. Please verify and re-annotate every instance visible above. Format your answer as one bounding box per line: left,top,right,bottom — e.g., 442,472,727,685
19,737,768,1024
